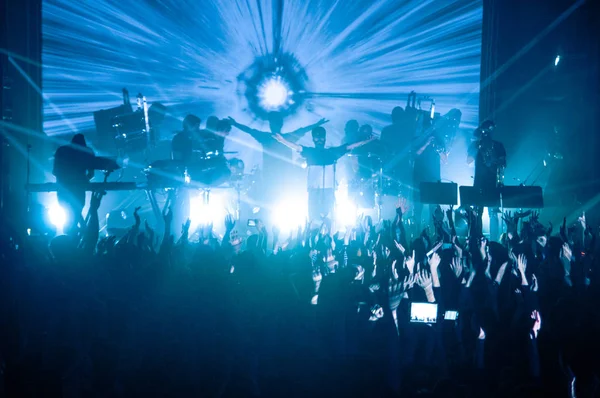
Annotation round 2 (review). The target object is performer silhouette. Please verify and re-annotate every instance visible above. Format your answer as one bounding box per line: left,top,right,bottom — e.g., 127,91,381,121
53,134,95,234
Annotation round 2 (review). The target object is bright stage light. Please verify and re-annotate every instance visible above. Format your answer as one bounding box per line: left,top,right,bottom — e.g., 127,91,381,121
335,189,358,228
272,196,307,233
48,203,66,230
258,77,290,109
189,192,231,230
554,55,561,66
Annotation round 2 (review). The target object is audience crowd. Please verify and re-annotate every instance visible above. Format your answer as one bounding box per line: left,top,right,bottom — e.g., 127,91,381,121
0,193,599,397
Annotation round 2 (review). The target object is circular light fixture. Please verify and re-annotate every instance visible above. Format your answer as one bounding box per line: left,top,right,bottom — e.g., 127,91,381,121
237,52,309,120
258,77,290,109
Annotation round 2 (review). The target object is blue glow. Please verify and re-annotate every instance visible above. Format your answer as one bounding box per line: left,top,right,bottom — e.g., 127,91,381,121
259,77,290,109
42,0,482,185
48,202,66,231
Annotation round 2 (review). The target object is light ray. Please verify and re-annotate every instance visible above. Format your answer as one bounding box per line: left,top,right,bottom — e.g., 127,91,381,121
42,0,482,185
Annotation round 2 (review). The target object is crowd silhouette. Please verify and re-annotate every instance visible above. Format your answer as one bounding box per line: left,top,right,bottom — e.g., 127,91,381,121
0,193,598,397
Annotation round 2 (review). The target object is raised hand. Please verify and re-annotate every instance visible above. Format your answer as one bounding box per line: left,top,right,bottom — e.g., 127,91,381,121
317,118,329,125
403,273,417,291
502,210,517,233
517,254,527,275
162,206,173,224
369,304,384,322
578,212,586,230
433,205,444,223
429,252,441,287
396,197,409,217
429,252,441,274
181,219,191,236
133,206,142,228
478,328,486,340
224,214,235,231
90,191,105,212
388,273,407,312
560,216,568,242
479,237,487,261
405,250,416,274
416,270,433,291
531,274,539,292
450,256,463,279
561,242,573,263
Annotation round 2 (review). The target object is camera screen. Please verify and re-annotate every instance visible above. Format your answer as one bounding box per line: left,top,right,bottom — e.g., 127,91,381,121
444,310,459,321
410,302,438,324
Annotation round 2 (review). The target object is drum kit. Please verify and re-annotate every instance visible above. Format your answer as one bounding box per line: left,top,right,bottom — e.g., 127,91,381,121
142,149,257,222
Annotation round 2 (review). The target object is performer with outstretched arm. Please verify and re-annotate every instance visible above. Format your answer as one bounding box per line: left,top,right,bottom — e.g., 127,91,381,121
274,126,374,222
228,112,328,203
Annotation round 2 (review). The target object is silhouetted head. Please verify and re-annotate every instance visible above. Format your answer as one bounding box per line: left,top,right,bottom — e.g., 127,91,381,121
391,106,404,124
446,108,462,124
216,119,232,136
475,119,495,139
49,234,78,262
312,126,326,148
359,124,373,139
344,120,359,138
268,111,284,133
71,133,87,147
206,116,219,131
183,114,201,134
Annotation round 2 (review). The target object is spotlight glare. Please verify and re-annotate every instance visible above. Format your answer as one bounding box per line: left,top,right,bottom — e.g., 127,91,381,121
335,189,358,228
273,197,307,233
48,203,66,229
554,55,560,66
259,77,289,109
189,193,229,230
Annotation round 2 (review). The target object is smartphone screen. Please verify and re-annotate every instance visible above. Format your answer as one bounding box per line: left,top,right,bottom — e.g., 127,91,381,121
410,302,438,324
444,310,459,321
247,219,256,227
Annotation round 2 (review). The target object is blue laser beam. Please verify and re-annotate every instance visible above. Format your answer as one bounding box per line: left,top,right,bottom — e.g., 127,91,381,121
42,0,482,184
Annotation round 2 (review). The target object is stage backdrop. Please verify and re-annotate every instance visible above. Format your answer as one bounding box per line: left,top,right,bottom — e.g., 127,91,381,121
42,0,482,186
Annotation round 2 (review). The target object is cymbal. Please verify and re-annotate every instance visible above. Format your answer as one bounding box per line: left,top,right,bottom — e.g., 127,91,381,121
348,152,381,158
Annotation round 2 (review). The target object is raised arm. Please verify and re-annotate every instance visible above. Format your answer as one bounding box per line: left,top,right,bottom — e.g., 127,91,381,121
347,136,376,151
415,135,435,156
228,117,266,141
273,133,302,152
285,118,329,143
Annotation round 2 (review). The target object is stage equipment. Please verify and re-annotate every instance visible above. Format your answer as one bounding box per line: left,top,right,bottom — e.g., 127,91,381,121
459,186,543,209
93,88,133,151
419,182,458,205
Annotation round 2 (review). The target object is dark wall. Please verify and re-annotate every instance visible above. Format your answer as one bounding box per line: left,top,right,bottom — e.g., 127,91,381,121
480,0,600,207
1,0,44,213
